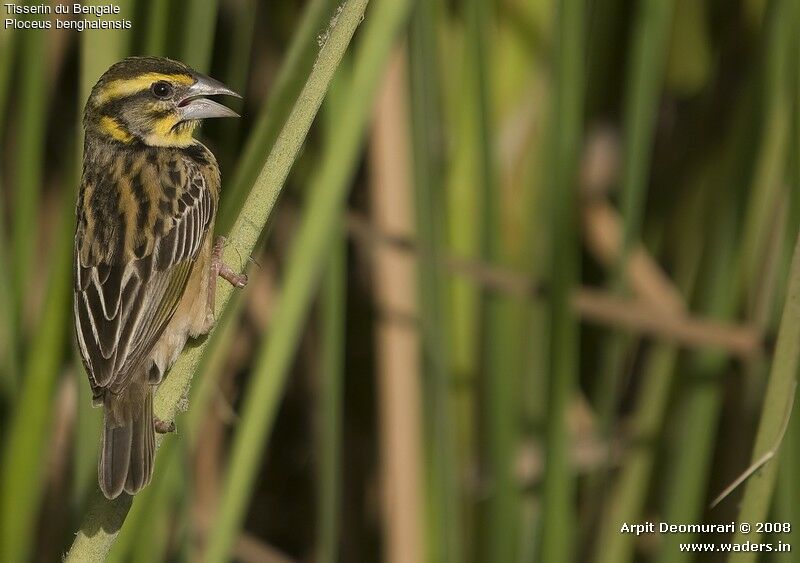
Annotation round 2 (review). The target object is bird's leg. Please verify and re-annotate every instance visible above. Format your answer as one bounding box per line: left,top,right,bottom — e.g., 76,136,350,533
208,236,248,314
154,418,176,434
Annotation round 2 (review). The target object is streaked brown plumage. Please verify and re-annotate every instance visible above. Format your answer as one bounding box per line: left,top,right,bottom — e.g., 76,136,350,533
74,57,246,499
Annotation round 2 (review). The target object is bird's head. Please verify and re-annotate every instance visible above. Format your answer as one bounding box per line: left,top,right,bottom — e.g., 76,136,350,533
84,56,240,147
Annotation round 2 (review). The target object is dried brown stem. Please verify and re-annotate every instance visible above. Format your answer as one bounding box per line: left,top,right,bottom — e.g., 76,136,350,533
346,213,762,358
368,47,425,563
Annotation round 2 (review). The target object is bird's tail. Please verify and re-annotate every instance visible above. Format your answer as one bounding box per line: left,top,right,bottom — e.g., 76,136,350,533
99,382,155,499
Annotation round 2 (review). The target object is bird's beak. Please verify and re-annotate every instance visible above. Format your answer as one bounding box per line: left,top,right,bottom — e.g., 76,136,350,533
177,73,241,121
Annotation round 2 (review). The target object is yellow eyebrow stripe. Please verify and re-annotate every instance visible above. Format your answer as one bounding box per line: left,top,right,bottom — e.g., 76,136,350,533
99,116,133,143
94,73,194,105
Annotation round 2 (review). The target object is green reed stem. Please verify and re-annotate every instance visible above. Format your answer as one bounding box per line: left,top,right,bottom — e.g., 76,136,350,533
656,185,740,562
317,225,345,563
593,0,673,464
11,14,46,322
143,0,171,55
618,0,672,260
0,195,74,563
539,1,583,562
180,0,219,73
408,1,462,561
463,0,519,560
0,24,16,394
595,186,705,563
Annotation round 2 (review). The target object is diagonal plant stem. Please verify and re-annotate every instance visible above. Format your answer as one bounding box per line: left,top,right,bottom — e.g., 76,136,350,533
105,292,246,563
64,1,369,559
217,0,338,231
710,382,795,509
728,230,800,562
204,0,412,558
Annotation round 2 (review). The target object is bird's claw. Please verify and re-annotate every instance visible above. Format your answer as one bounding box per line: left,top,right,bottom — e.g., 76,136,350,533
211,236,249,289
154,418,176,434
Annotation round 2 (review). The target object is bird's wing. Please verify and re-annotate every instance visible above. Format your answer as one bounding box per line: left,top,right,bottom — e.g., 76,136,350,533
74,156,215,395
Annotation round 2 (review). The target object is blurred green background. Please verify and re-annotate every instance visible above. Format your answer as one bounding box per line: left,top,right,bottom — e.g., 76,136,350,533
1,0,800,561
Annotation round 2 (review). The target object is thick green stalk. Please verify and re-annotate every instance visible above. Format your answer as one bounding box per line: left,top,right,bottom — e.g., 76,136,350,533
539,1,583,562
65,1,369,558
182,293,248,437
203,1,411,559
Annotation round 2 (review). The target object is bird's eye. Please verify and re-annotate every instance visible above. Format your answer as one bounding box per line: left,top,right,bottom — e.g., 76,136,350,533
151,81,173,99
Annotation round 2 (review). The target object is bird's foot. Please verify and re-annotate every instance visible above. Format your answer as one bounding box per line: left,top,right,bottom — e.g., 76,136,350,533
206,236,248,318
154,418,176,434
211,236,248,289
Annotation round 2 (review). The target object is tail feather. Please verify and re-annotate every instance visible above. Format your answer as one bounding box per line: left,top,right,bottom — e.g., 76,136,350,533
99,385,155,499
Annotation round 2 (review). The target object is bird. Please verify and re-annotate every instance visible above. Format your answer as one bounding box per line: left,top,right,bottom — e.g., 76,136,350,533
73,56,247,500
